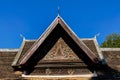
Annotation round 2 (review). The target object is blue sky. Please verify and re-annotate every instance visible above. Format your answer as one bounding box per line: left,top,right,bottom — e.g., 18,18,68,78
0,0,120,48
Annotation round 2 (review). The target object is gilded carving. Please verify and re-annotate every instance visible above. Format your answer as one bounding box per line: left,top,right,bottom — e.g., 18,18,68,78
67,69,74,75
42,38,80,61
45,68,51,75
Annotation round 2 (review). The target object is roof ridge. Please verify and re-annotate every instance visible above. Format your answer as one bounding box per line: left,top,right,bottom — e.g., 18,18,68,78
80,38,94,40
0,49,18,52
25,39,37,41
101,48,120,51
93,37,106,64
11,39,26,66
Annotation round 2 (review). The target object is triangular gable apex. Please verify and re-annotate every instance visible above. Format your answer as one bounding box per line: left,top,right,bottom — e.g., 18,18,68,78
19,15,99,65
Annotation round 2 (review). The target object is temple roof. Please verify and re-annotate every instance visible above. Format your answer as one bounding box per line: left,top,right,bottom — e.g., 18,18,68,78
12,37,101,67
101,48,120,71
0,15,120,79
18,16,100,66
0,49,19,78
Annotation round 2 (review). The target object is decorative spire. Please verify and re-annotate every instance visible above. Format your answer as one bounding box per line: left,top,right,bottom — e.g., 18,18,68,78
20,34,25,40
94,33,100,39
58,6,60,16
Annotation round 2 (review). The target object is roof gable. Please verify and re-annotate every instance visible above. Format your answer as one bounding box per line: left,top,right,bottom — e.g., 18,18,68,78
11,38,100,67
41,38,80,62
12,40,36,66
19,16,99,66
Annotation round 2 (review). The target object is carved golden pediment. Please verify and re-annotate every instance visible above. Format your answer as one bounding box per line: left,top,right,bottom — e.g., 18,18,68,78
41,38,80,61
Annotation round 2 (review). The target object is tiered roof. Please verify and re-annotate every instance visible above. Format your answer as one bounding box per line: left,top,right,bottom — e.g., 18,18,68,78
0,15,120,79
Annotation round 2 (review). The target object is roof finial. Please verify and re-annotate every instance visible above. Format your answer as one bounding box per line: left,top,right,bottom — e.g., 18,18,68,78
58,6,60,16
94,33,100,39
20,34,25,40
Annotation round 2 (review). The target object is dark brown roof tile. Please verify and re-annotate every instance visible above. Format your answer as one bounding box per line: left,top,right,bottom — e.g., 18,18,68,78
102,50,120,72
0,50,21,79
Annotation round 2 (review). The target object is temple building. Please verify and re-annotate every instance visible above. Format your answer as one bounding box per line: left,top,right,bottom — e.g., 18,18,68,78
0,15,120,80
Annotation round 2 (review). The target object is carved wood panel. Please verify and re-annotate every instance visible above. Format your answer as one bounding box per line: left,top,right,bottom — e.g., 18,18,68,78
41,38,81,61
31,68,92,75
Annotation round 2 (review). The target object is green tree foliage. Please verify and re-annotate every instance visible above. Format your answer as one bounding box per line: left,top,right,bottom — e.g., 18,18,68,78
101,33,120,48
